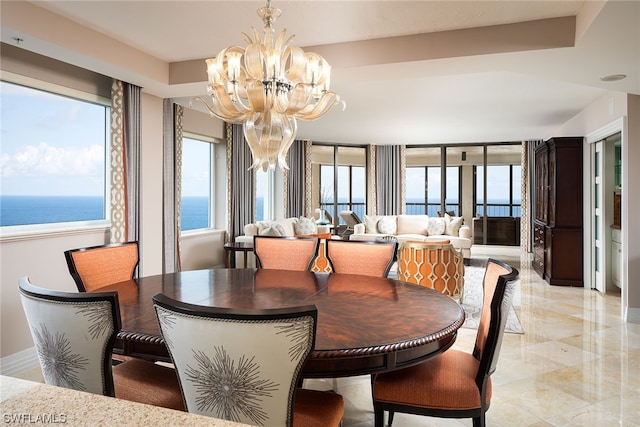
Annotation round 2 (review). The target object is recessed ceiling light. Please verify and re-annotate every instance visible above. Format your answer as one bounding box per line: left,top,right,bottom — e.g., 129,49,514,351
600,74,627,82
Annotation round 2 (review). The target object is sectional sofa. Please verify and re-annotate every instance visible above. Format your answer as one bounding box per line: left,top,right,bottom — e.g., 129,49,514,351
349,214,472,262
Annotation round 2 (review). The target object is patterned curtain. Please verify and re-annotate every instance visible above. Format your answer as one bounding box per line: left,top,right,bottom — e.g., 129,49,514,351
227,123,255,242
109,80,141,254
522,139,540,260
162,100,183,273
368,145,377,216
375,145,404,215
285,140,307,218
110,80,126,243
304,141,313,216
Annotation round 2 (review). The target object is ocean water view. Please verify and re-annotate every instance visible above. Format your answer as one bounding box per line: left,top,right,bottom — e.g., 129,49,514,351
0,196,105,227
1,196,520,230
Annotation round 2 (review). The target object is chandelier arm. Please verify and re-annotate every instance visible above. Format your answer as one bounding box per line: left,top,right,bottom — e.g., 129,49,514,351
295,93,344,121
283,45,307,82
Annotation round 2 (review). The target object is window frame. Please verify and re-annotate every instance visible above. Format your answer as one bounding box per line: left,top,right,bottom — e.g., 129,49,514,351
180,132,219,234
0,73,112,237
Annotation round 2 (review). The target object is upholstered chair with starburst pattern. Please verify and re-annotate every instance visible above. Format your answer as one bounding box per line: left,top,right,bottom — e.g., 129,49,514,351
18,277,184,411
153,294,344,427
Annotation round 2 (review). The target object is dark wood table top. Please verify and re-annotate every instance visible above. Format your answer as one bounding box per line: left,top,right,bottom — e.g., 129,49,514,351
101,269,465,378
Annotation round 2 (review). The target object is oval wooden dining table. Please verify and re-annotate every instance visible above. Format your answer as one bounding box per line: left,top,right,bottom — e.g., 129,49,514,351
100,268,465,378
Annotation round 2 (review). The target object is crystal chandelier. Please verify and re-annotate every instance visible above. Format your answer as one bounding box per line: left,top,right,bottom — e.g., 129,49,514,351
194,0,345,172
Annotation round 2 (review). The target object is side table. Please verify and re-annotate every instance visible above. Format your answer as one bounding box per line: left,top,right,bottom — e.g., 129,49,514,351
223,242,254,268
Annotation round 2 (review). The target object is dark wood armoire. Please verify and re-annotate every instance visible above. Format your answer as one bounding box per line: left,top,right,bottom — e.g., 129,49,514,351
533,137,583,286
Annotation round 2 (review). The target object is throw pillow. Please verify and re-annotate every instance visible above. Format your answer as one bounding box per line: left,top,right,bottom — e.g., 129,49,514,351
257,222,286,236
444,213,464,236
377,216,397,235
427,217,446,235
397,215,430,235
364,215,380,233
294,216,317,235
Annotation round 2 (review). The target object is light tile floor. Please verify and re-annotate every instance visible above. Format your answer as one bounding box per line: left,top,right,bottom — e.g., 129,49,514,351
306,245,640,427
14,245,639,426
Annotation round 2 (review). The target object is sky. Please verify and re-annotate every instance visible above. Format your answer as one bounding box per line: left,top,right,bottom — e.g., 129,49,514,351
1,81,106,196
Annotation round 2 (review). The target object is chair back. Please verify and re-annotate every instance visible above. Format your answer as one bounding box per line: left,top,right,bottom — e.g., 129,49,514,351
65,241,139,292
153,294,317,427
474,259,519,387
18,277,120,396
397,240,464,300
253,236,319,271
326,240,398,277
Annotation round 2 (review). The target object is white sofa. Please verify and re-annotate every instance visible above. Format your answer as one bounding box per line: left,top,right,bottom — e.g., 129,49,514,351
349,214,472,262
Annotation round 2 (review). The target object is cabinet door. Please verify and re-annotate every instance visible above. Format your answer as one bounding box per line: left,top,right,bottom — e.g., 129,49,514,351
535,146,548,223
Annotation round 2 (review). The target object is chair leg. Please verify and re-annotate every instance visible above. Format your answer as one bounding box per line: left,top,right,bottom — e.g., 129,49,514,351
373,404,385,427
388,411,395,426
473,412,486,427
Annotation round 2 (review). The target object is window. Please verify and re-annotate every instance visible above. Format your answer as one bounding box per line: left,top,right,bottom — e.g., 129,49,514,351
474,165,521,217
255,169,274,221
180,135,215,231
313,145,367,223
0,79,110,228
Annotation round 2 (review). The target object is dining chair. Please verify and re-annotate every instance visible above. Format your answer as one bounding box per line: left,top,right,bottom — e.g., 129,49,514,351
325,239,398,277
397,240,465,300
64,241,139,292
371,258,519,427
253,236,320,271
18,277,184,411
152,294,344,427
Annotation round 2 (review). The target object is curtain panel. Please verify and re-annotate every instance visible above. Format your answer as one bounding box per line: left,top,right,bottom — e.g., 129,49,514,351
285,140,307,218
227,123,255,242
109,81,141,262
375,145,404,215
162,100,183,273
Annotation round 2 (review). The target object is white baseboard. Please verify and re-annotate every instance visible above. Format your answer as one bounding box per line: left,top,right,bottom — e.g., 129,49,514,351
625,306,640,324
0,347,39,376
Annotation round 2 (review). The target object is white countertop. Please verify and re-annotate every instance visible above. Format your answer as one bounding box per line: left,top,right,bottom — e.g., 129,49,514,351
1,375,254,426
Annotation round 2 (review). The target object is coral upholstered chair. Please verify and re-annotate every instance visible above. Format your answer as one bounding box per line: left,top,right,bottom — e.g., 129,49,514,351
153,294,344,427
372,259,519,427
397,240,465,300
325,239,398,277
254,236,320,271
18,277,184,411
65,242,139,292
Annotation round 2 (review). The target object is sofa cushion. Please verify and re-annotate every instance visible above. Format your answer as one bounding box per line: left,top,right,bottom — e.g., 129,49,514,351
364,215,381,233
397,215,429,235
444,214,464,236
427,217,446,235
294,217,317,235
244,223,259,236
377,216,397,234
257,222,286,236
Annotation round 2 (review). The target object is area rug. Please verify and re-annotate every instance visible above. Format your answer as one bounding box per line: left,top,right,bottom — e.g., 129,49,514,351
461,260,524,334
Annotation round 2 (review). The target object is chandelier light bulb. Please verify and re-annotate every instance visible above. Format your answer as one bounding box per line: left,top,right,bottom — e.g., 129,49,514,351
194,0,345,171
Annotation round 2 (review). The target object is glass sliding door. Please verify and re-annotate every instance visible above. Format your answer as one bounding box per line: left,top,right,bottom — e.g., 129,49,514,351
312,144,367,226
405,146,441,215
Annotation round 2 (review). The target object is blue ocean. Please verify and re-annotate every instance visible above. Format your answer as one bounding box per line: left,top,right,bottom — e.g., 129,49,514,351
0,196,105,227
0,195,217,231
0,196,520,230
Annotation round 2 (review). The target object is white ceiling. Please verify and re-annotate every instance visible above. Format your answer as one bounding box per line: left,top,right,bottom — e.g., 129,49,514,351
5,1,640,145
